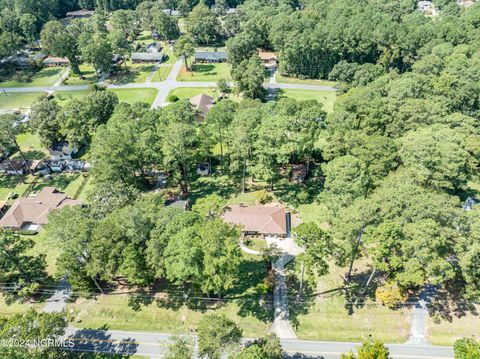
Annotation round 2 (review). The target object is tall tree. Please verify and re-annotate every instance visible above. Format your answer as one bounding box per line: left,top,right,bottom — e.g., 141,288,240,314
197,313,243,359
232,54,266,99
174,35,195,71
187,1,221,45
30,98,62,148
0,114,34,176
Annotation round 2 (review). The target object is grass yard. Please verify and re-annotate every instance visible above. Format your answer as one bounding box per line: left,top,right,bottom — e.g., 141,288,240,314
0,67,65,88
28,230,61,277
68,253,271,338
427,306,480,346
167,87,216,101
54,90,90,105
0,175,32,202
277,89,337,113
64,65,98,86
31,173,87,199
151,65,172,82
107,62,155,84
177,62,231,82
110,88,158,106
0,92,45,111
276,74,338,87
0,294,40,316
289,261,411,343
15,131,49,160
77,175,93,202
296,202,330,229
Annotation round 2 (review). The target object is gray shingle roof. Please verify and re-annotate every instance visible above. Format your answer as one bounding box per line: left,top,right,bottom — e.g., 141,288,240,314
131,52,165,61
194,51,228,61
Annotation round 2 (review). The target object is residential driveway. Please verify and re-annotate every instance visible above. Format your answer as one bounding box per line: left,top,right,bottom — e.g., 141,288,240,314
42,276,71,314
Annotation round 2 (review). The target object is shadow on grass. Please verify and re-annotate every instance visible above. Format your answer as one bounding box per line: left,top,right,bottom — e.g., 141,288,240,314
32,173,80,193
428,283,479,322
192,64,215,73
188,175,238,206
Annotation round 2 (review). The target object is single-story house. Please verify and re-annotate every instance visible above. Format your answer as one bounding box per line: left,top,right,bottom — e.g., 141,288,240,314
66,9,95,18
194,51,228,63
0,187,82,231
43,56,69,67
162,9,180,16
131,52,165,64
147,42,162,54
112,54,124,67
223,204,289,237
31,53,47,62
257,50,278,68
65,160,85,172
189,94,214,120
49,142,77,161
0,159,38,176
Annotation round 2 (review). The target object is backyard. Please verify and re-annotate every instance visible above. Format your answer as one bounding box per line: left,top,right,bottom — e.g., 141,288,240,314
177,62,231,82
0,67,66,88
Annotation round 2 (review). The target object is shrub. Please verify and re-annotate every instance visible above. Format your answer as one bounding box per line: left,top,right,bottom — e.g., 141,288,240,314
375,281,405,309
255,189,272,204
217,78,229,93
167,94,180,102
454,337,480,359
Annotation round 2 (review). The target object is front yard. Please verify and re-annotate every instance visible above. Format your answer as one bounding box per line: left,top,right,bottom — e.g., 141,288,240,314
64,65,98,86
0,92,45,111
54,88,158,106
177,62,231,82
276,74,338,87
167,87,216,101
427,305,480,345
0,67,66,88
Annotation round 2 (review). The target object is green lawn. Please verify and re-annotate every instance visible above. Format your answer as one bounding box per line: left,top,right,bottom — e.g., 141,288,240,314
151,65,172,82
290,261,411,343
64,64,98,86
167,87,216,101
28,230,61,277
110,88,158,106
54,88,158,106
296,202,330,229
77,176,93,202
30,173,86,199
277,89,337,113
0,92,45,111
0,67,66,88
177,62,231,82
68,253,271,337
276,74,337,87
107,62,155,85
427,306,480,346
0,294,41,316
0,175,32,202
15,131,49,160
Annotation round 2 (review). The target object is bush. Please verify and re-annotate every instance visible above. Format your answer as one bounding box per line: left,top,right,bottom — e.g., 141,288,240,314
454,337,480,359
217,78,229,93
167,94,180,103
375,281,405,309
255,189,272,204
296,190,309,204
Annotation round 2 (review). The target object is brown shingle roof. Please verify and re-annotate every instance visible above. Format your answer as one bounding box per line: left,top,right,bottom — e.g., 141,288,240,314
189,94,214,117
0,187,82,230
223,205,287,235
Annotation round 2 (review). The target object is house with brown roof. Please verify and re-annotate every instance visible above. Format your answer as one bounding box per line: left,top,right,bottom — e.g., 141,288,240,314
0,187,82,231
43,56,69,67
257,50,278,68
223,204,288,237
189,94,214,120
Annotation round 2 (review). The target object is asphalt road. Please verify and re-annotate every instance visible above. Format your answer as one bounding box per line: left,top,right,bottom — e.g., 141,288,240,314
63,327,454,359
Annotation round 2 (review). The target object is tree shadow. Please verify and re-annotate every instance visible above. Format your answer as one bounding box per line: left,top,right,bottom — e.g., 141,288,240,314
428,284,479,322
192,64,215,73
188,175,238,205
65,325,139,356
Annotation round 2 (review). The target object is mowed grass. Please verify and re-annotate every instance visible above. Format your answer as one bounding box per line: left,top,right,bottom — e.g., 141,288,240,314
0,92,45,111
15,131,49,160
0,175,32,202
0,67,65,88
28,230,61,277
427,307,480,346
151,65,172,82
276,74,337,87
167,87,215,100
0,294,41,316
107,61,154,84
277,89,337,113
291,262,411,343
177,62,231,82
54,88,158,106
64,64,98,86
31,173,86,199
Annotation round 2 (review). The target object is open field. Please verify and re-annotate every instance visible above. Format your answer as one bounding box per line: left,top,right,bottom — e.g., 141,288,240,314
177,63,231,82
0,92,45,111
167,87,215,100
64,65,98,86
277,89,337,113
54,90,89,105
289,261,411,343
427,306,480,346
0,294,41,316
276,74,338,87
0,67,65,88
67,253,271,338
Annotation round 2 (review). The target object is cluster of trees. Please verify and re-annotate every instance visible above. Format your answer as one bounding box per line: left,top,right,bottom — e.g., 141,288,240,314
87,96,325,195
44,193,242,296
30,88,119,148
319,40,480,297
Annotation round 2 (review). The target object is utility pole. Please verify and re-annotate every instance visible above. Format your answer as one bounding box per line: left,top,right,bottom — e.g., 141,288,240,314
346,227,363,280
299,261,305,297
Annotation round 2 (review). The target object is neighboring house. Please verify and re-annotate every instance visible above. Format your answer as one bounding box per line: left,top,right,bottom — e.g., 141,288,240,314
147,42,162,53
47,160,65,172
65,160,85,172
196,162,210,176
0,159,39,176
49,142,76,161
162,9,181,16
112,54,124,67
31,53,47,62
131,52,165,64
194,51,228,63
257,50,278,68
189,94,214,120
66,9,95,18
0,187,82,231
223,204,289,237
43,56,69,67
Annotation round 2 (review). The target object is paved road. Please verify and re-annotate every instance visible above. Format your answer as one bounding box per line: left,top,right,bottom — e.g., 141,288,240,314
62,327,454,359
